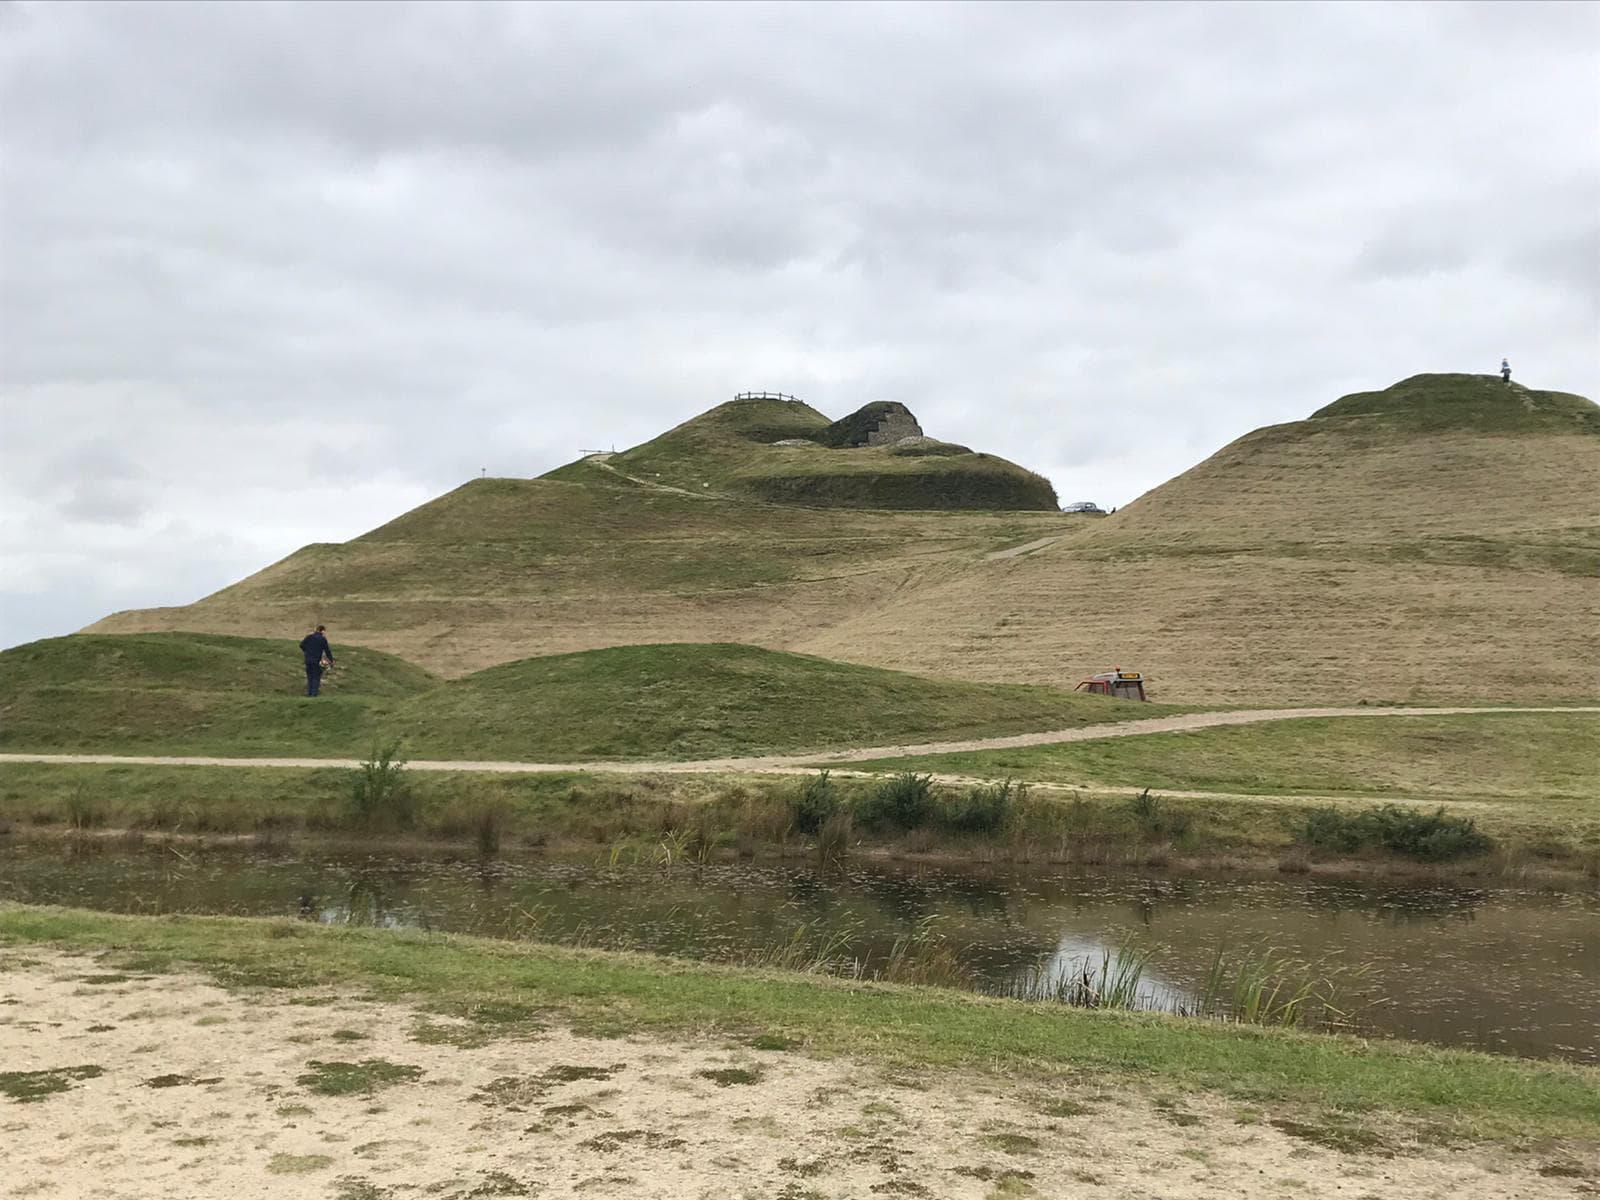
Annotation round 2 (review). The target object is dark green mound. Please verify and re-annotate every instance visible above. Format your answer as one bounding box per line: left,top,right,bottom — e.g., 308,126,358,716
543,396,1059,511
0,633,436,754
397,643,1159,761
742,459,1057,511
1312,374,1598,434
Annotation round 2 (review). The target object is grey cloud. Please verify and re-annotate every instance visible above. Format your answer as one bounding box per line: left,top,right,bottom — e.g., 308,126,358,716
3,0,1597,649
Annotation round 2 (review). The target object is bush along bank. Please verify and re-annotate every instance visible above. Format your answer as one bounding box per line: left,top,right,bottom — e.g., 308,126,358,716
4,757,1587,877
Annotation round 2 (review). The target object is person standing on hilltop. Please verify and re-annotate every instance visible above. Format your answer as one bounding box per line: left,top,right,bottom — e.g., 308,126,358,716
1501,358,1512,383
299,624,335,697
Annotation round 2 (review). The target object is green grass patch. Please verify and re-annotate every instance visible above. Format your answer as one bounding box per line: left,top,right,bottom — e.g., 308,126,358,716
0,636,1173,761
0,1063,104,1102
846,712,1600,861
3,905,1598,1140
850,713,1600,801
297,1059,423,1096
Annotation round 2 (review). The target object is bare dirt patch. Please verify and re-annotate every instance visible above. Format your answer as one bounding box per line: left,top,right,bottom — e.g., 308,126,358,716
2,952,1591,1198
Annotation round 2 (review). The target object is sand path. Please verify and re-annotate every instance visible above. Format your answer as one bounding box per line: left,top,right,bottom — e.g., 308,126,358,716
2,950,1591,1199
1,706,1594,778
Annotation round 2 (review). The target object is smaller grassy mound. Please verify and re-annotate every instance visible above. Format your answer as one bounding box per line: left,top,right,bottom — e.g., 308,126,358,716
547,396,1059,511
0,633,436,755
399,643,1163,761
1311,373,1599,434
0,635,1162,760
741,452,1058,510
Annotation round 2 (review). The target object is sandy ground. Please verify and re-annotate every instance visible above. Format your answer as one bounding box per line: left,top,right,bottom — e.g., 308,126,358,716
2,951,1593,1199
2,706,1596,779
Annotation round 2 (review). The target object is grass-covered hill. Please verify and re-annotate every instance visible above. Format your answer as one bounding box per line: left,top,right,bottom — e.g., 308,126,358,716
81,375,1599,705
0,633,438,757
543,396,1059,510
86,476,1070,676
0,634,1160,760
800,375,1600,703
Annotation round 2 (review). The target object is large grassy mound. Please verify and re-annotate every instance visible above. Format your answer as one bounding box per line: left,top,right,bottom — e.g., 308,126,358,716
802,374,1600,703
82,375,1599,705
548,396,1059,510
0,634,1158,759
87,475,1073,677
389,642,1162,760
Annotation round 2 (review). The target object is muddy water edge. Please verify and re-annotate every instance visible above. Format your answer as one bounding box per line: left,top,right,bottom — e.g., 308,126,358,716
1,839,1595,1064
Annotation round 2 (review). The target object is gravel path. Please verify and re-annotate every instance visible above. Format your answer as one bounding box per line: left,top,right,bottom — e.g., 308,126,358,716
1,706,1591,777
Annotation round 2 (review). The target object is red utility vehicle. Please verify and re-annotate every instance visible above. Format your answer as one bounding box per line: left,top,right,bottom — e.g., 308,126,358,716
1074,669,1147,701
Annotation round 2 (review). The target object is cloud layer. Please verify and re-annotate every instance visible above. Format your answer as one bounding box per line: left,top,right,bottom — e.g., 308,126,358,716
3,1,1597,647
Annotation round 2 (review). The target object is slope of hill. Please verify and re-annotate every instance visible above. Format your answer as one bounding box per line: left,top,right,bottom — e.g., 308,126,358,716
87,476,1070,675
799,375,1600,702
83,375,1599,705
545,396,1059,510
0,634,1160,759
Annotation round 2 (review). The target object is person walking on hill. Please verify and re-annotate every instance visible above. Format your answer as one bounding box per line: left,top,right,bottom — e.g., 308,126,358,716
1501,358,1512,383
299,624,335,697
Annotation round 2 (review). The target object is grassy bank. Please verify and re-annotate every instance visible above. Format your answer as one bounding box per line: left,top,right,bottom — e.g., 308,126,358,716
0,634,1171,760
846,712,1600,862
846,712,1600,801
4,758,1594,875
2,904,1597,1141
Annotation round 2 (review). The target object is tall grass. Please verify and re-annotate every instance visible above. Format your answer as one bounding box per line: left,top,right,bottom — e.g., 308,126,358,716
867,916,971,988
65,786,102,831
1009,941,1376,1031
1013,946,1158,1010
1196,946,1372,1029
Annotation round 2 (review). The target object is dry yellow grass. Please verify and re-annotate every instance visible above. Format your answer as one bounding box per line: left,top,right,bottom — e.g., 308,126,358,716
88,376,1599,704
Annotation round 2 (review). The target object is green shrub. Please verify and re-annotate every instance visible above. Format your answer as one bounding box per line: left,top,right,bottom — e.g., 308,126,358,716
939,780,1019,834
347,742,416,830
1126,788,1191,842
790,771,840,836
1299,804,1491,862
855,772,936,831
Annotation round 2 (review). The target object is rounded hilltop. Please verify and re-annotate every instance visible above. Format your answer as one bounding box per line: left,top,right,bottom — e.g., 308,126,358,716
1311,373,1598,432
544,392,1059,510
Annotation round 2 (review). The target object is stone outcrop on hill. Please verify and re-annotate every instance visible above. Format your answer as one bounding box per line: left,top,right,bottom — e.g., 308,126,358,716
816,402,925,448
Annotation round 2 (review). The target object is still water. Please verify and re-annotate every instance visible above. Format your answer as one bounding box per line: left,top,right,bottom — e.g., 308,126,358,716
2,841,1595,1064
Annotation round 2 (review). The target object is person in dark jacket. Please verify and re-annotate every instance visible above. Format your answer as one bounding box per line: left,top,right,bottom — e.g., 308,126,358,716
299,625,334,697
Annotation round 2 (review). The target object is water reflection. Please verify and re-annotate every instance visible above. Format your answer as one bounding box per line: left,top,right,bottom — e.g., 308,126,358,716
1,841,1595,1064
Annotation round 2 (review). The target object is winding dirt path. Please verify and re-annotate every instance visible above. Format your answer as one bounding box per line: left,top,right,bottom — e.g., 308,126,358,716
1,706,1592,777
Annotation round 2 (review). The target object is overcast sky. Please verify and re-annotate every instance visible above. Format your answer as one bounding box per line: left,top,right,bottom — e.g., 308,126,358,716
2,1,1597,650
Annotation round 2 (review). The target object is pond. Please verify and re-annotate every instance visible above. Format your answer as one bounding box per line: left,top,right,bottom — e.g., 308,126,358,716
2,840,1596,1064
